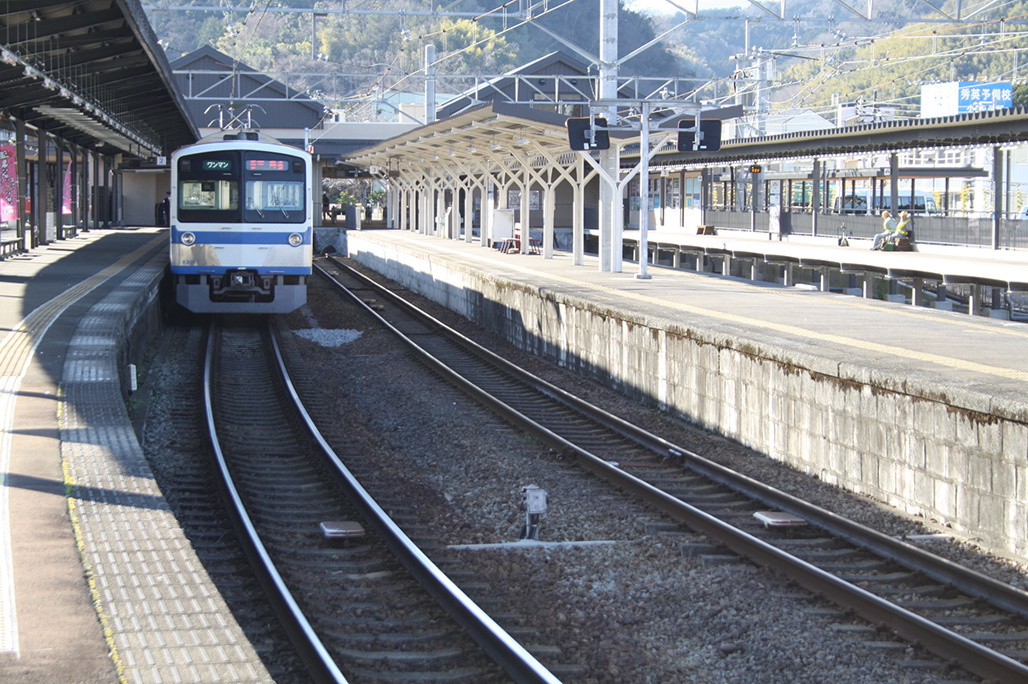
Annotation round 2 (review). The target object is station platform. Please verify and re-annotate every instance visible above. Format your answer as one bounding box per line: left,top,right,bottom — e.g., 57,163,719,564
0,229,273,684
346,228,1028,558
348,228,1028,398
623,227,1028,295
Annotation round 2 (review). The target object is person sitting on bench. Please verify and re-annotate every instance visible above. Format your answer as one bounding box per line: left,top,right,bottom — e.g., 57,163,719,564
872,210,897,250
893,211,911,247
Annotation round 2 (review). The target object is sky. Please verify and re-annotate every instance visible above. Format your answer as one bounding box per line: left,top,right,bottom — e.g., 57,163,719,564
624,0,745,13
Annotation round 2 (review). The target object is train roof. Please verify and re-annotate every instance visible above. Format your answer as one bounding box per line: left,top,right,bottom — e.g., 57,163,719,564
175,129,311,158
194,129,286,146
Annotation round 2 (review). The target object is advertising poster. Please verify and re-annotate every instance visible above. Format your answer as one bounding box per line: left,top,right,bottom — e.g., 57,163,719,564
0,144,17,223
921,81,1013,116
62,162,72,215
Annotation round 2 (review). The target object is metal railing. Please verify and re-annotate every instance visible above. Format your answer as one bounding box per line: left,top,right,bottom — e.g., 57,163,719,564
704,209,1028,250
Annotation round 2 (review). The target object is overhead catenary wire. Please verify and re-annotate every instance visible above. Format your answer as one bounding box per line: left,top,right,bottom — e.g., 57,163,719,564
322,0,579,123
225,0,276,106
726,7,1028,114
204,0,1028,135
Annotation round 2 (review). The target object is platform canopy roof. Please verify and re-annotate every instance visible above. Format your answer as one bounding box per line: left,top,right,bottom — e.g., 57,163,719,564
340,101,630,178
653,106,1028,166
0,0,197,158
343,95,1028,179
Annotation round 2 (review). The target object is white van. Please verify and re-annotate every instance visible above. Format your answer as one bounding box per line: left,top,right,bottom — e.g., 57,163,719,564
832,189,939,215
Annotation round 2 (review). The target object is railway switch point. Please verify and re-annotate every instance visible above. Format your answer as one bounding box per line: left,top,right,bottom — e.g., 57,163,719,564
753,511,808,529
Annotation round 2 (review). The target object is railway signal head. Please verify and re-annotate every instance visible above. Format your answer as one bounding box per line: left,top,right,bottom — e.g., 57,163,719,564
566,117,610,151
677,119,722,152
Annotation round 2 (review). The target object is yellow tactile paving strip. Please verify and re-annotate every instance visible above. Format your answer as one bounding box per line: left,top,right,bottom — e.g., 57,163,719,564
0,231,164,654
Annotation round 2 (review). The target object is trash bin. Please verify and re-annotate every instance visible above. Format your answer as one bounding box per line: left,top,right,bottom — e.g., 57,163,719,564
345,205,362,230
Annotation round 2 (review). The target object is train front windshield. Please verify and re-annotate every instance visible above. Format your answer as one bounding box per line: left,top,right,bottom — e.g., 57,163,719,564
177,150,306,223
242,154,306,223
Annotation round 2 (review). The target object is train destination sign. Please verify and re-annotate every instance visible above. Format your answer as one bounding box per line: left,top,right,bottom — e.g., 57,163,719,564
246,158,289,171
203,160,232,171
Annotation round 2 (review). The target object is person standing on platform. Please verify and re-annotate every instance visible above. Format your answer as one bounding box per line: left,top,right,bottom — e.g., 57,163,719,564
872,209,896,250
158,191,171,227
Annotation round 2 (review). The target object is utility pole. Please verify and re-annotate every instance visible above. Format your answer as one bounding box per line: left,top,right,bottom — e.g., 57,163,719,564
425,44,436,124
637,100,651,279
598,0,619,272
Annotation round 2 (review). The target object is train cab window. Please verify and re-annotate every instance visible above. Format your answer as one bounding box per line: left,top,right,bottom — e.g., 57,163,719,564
179,180,238,211
244,180,305,222
176,151,241,222
243,152,306,223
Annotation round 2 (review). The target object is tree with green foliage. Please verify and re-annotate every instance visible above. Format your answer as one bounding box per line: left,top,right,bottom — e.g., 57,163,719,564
317,14,518,78
145,0,1028,119
324,179,382,206
495,0,691,77
1014,81,1028,108
146,0,693,82
418,18,520,75
216,13,313,73
775,0,1028,116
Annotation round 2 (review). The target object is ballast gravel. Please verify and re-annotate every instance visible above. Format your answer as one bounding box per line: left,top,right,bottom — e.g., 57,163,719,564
137,259,1028,684
292,327,363,347
258,272,1006,684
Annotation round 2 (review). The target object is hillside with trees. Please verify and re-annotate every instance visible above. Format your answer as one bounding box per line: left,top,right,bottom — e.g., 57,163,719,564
146,0,693,107
145,0,1028,116
644,0,1028,115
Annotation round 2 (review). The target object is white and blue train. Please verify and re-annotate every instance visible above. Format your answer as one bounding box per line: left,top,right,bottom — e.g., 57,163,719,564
170,130,312,314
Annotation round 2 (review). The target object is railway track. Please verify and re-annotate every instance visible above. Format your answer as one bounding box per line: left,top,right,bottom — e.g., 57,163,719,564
316,255,1028,683
203,317,562,684
139,323,307,682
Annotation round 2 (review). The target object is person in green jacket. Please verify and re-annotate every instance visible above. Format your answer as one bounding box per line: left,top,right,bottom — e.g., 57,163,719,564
893,211,911,243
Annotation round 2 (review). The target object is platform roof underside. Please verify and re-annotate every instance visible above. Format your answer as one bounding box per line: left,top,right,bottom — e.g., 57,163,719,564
0,0,197,158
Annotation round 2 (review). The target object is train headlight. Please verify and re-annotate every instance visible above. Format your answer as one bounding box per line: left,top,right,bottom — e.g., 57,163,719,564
288,232,303,247
181,231,196,246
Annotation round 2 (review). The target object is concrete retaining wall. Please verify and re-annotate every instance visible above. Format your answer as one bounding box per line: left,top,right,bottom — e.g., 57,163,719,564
111,253,168,403
347,232,1028,560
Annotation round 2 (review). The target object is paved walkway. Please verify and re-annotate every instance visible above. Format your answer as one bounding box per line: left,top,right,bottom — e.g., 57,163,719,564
0,230,274,684
634,228,1028,290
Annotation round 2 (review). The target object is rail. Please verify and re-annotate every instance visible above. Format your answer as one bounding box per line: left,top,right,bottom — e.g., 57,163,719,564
267,318,562,684
318,255,1028,683
203,321,348,684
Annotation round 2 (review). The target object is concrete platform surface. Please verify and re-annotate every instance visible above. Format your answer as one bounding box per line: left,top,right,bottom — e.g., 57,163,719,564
349,229,1028,403
0,230,274,684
